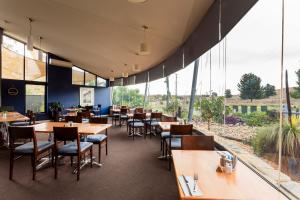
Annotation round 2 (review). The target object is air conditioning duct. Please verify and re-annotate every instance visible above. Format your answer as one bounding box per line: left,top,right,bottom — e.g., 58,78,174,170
49,58,73,67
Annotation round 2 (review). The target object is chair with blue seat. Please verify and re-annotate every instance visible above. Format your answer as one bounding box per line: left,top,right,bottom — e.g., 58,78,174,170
160,116,177,155
85,117,108,164
8,126,54,180
128,113,146,140
10,110,36,126
119,108,129,126
145,112,162,139
53,127,93,181
167,124,193,171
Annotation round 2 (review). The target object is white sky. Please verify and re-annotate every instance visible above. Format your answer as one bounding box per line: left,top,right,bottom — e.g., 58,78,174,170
128,0,300,96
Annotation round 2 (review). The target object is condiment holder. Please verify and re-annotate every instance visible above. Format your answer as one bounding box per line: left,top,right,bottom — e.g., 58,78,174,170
216,152,237,174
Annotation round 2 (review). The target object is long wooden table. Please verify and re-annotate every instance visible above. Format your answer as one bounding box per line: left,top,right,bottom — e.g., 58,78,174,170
172,150,289,200
158,121,179,131
0,112,29,123
34,122,111,135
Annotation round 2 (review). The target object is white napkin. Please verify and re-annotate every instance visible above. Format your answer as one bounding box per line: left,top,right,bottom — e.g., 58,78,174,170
178,175,203,197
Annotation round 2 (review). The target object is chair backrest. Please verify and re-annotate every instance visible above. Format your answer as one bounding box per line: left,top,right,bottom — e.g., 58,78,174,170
162,115,177,122
120,108,128,115
26,110,36,125
135,107,144,114
65,115,77,122
85,106,93,111
133,113,146,120
53,127,79,147
170,124,193,136
76,112,84,123
151,112,162,120
81,110,91,118
8,126,36,149
121,106,127,109
181,135,214,150
89,117,108,124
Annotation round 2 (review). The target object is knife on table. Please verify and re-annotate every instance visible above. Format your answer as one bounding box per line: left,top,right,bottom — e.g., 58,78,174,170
182,175,192,196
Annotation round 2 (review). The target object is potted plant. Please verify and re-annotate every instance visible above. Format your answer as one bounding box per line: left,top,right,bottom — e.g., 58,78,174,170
49,102,62,122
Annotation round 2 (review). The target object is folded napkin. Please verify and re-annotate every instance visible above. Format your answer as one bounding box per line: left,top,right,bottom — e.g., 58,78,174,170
178,175,203,197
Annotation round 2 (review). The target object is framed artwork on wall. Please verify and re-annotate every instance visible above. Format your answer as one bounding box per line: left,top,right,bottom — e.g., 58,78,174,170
80,87,94,106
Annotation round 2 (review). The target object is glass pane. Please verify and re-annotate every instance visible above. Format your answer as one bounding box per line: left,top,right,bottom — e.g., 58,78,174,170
72,66,84,85
97,77,107,87
26,84,45,113
25,57,46,82
85,71,96,86
1,46,24,80
113,83,145,107
25,47,47,62
2,35,24,55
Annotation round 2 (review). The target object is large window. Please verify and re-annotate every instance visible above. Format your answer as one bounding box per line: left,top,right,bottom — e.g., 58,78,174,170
1,36,24,80
97,76,107,87
85,71,96,86
2,35,47,82
72,66,84,85
26,84,45,113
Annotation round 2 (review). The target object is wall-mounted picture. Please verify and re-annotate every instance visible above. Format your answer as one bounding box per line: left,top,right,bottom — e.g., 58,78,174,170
80,87,94,106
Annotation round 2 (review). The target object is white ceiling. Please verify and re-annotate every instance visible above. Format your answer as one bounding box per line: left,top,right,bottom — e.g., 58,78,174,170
0,0,214,78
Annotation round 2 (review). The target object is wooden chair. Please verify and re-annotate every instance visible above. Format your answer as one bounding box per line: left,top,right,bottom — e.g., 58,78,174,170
129,113,146,140
8,126,54,180
86,117,108,164
167,124,193,170
119,108,128,126
181,135,214,150
10,110,36,126
160,116,177,154
64,115,77,123
135,107,144,114
145,112,162,139
53,127,93,181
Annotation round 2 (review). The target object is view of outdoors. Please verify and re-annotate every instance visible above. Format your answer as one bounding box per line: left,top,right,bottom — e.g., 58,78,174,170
25,84,45,113
111,0,300,196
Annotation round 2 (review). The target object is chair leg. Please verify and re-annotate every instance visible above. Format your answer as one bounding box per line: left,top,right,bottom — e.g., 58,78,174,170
168,148,172,171
31,155,36,180
9,151,14,180
54,154,58,179
71,156,73,167
98,143,101,163
90,148,93,168
77,156,80,181
105,140,108,155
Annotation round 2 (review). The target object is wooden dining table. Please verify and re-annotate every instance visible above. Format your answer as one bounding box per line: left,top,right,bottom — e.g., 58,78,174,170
34,122,112,169
0,112,29,123
34,121,111,135
158,121,179,131
172,150,289,200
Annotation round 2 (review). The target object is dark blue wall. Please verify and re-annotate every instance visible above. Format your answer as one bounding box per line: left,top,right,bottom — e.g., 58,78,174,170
1,79,25,114
48,65,111,115
1,65,111,116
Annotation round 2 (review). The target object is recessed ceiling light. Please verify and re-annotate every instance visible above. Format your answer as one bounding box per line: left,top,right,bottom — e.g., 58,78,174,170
128,0,148,3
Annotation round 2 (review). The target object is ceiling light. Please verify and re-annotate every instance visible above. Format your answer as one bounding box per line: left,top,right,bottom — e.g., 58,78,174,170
27,18,33,51
109,77,115,81
38,36,43,61
128,0,148,3
132,64,140,72
122,72,129,78
139,25,150,55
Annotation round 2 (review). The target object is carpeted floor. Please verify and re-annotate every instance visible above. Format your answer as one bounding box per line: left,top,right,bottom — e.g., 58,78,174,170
0,125,178,200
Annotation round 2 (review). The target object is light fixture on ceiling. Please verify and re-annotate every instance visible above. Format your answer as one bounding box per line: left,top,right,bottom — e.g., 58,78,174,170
122,72,129,78
138,25,150,55
132,64,140,72
27,18,33,51
38,36,43,61
128,0,148,3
